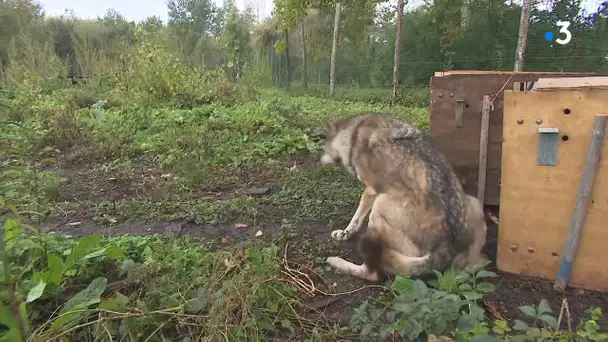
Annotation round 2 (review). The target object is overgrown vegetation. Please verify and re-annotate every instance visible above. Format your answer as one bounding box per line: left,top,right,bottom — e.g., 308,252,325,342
347,262,608,341
1,0,607,340
2,215,309,341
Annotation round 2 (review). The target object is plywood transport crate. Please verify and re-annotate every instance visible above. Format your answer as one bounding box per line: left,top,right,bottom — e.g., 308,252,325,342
429,70,608,205
497,77,608,291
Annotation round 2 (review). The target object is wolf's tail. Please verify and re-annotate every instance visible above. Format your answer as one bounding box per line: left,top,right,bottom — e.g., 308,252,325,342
359,231,434,277
358,231,384,273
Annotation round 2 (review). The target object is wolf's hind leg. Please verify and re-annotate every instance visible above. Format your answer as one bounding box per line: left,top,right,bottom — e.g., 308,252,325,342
331,186,376,241
325,257,380,282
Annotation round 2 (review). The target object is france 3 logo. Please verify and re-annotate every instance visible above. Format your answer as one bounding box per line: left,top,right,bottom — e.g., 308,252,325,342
544,21,572,45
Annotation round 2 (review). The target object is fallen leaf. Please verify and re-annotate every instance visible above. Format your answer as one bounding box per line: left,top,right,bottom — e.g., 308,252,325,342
234,223,248,229
483,299,505,320
255,230,263,237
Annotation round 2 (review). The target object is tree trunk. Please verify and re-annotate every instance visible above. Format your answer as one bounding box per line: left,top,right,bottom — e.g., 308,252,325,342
514,0,532,71
461,0,470,28
392,0,405,104
329,2,341,97
284,28,291,88
300,21,308,91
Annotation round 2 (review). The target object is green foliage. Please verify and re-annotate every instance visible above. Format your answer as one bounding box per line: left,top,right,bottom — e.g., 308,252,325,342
0,214,305,341
218,3,254,80
348,261,607,341
0,0,43,67
289,83,431,110
577,308,608,341
113,28,231,105
347,260,496,340
2,0,607,98
5,31,68,94
0,121,62,216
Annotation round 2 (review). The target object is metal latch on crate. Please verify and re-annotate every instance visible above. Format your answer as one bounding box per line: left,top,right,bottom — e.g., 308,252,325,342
538,127,559,166
455,100,465,127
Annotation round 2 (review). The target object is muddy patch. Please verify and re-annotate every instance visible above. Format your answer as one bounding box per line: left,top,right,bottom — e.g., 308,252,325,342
43,217,281,242
53,162,177,202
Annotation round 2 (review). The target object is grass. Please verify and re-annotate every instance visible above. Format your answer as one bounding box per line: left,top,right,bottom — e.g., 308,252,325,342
2,53,607,341
286,82,431,109
8,86,427,227
0,81,428,340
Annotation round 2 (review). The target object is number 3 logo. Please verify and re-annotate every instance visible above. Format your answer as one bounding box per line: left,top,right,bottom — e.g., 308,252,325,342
556,21,572,45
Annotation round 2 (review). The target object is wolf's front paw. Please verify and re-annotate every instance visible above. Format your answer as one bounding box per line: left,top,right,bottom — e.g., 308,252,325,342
331,229,350,241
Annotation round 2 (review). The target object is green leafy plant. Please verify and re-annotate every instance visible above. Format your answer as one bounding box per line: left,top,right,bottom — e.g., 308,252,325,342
348,263,497,341
0,121,62,217
112,28,231,105
348,262,607,342
577,308,608,341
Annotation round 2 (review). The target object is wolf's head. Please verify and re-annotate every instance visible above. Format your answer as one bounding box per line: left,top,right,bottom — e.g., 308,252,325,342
319,119,356,176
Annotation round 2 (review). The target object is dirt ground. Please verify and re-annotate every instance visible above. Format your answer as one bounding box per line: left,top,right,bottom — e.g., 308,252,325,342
480,207,608,330
42,159,608,333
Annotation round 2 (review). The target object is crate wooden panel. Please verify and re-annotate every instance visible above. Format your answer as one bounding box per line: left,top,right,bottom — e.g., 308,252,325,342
429,70,608,205
497,87,608,291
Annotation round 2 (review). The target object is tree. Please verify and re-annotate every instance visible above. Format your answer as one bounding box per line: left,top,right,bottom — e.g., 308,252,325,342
167,0,220,61
274,0,385,96
284,28,291,87
329,2,341,96
514,0,532,71
218,2,254,81
392,0,405,103
140,15,164,32
300,21,308,90
430,0,465,70
167,0,219,35
0,0,43,68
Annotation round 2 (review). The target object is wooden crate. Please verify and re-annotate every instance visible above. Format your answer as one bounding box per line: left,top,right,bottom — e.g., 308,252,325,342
429,70,608,205
497,79,608,291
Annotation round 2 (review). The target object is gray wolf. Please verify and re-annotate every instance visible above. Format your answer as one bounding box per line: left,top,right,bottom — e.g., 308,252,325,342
319,113,487,282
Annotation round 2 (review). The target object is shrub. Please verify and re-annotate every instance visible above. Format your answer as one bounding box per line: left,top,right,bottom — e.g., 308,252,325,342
111,29,233,105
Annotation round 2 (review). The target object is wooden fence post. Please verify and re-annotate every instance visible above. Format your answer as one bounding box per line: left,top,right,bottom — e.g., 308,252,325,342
477,95,492,203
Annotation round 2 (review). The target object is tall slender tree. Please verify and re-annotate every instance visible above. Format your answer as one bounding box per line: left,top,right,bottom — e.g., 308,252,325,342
392,0,405,103
514,0,532,71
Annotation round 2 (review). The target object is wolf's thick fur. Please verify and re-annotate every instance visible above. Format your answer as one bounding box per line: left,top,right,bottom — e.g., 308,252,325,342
320,113,487,282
